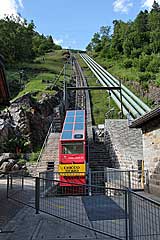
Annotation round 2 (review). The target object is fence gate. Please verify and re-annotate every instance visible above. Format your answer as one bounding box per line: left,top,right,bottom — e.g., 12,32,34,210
90,168,148,191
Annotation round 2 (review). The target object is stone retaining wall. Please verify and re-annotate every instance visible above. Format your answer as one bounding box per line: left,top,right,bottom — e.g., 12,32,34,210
104,119,143,170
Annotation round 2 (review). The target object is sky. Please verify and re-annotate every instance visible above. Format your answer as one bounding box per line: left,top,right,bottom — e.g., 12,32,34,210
0,0,159,50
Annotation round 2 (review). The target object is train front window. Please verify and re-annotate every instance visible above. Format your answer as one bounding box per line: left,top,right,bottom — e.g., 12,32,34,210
62,142,84,154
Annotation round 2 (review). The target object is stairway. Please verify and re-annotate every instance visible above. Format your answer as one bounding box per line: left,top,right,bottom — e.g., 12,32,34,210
89,142,111,171
88,142,111,193
149,172,160,196
35,133,60,176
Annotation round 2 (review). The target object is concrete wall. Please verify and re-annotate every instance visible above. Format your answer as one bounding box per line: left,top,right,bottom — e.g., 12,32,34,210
104,119,143,170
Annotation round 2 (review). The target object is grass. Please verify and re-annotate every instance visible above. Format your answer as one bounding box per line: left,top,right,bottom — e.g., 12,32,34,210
6,50,67,101
156,72,160,86
15,73,57,99
77,55,120,125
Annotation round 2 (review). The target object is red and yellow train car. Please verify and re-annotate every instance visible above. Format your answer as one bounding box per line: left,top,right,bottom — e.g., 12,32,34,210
59,110,86,186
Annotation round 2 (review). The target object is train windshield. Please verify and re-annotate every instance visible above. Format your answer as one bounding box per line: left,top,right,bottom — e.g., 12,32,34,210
62,142,84,154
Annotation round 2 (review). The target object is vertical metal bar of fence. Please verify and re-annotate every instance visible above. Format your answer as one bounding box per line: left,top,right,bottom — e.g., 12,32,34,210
125,190,129,240
7,174,9,198
35,177,40,214
128,190,133,240
128,171,131,189
88,169,92,196
10,174,13,189
22,175,24,190
146,169,150,193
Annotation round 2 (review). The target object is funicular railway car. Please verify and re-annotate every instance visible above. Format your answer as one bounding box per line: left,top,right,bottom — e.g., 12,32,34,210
59,110,86,187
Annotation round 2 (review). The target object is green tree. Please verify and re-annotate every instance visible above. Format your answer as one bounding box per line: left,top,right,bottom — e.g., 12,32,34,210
0,16,62,64
152,0,160,11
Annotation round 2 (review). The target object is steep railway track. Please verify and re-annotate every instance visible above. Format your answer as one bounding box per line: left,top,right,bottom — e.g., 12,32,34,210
80,53,151,119
72,56,93,141
73,58,85,109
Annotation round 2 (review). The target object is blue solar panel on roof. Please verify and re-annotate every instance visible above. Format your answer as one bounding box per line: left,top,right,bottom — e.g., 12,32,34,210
76,115,83,119
74,123,84,130
64,123,73,130
76,111,84,116
65,117,74,123
67,111,75,117
75,117,84,123
62,131,72,140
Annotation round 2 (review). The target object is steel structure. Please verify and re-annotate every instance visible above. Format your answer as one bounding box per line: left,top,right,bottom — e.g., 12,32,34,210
80,53,151,119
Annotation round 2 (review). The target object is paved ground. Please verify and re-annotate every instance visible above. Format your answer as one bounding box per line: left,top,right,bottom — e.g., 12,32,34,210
0,202,116,240
0,178,27,229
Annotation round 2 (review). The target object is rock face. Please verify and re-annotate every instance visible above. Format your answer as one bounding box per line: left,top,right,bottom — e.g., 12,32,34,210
0,153,18,172
0,91,64,153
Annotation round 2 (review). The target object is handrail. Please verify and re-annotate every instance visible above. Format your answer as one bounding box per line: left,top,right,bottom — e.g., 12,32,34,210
127,188,160,207
36,121,55,168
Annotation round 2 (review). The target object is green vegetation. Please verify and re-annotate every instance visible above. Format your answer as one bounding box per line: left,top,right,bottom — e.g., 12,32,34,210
0,15,62,65
28,150,41,163
6,51,67,101
86,0,160,106
0,15,67,101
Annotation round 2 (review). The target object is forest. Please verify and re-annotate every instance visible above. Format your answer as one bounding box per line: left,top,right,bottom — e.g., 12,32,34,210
86,0,160,103
0,15,62,65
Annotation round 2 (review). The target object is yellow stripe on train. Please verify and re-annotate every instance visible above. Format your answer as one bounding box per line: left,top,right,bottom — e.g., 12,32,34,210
59,164,86,176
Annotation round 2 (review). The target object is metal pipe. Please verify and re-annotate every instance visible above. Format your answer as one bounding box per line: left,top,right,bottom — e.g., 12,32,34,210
81,54,146,116
80,53,151,119
81,54,136,118
84,54,151,113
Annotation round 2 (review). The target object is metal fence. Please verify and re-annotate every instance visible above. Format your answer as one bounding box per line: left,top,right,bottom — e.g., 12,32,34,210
39,168,149,192
7,174,127,240
6,173,160,240
91,169,148,191
127,190,160,240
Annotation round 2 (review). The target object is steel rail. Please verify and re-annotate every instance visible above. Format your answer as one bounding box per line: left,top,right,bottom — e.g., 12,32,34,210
73,56,93,142
84,53,151,113
80,53,151,118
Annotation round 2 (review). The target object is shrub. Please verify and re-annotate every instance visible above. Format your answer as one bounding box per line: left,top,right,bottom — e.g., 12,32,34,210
138,72,151,83
17,159,26,166
147,58,160,73
131,48,141,58
123,59,133,68
29,151,40,162
132,58,139,68
138,55,151,72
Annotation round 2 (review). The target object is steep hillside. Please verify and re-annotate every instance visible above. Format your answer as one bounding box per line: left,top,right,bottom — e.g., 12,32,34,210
86,1,160,108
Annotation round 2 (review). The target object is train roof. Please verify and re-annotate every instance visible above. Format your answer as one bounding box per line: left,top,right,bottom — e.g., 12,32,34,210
60,110,85,141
